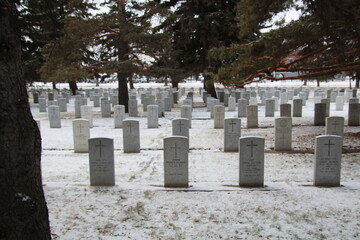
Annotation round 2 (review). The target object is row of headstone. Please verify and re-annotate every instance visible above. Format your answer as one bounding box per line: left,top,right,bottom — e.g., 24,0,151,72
88,134,342,187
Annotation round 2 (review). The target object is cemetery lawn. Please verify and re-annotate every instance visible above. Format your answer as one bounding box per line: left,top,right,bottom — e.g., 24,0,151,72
32,81,360,239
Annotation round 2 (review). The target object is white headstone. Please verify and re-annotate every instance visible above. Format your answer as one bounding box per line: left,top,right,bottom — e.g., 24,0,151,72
114,105,125,128
72,119,90,153
314,135,342,187
274,117,292,151
180,105,192,128
214,105,225,129
224,118,241,152
164,136,189,187
88,138,115,186
147,105,159,128
246,105,258,128
239,137,265,187
326,117,344,137
123,120,140,153
48,105,61,128
172,118,190,139
81,106,93,128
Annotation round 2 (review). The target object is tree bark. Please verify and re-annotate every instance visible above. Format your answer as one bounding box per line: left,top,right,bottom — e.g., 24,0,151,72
0,2,51,239
117,0,130,112
52,81,57,90
68,80,78,95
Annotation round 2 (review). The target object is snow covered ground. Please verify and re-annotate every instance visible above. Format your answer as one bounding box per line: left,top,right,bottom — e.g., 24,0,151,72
30,80,360,239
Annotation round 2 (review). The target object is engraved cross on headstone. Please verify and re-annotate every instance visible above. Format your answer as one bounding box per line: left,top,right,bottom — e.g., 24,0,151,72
332,121,339,131
77,123,84,134
324,139,335,156
171,143,181,162
127,122,133,133
229,120,236,132
96,140,105,157
177,121,184,132
247,140,257,158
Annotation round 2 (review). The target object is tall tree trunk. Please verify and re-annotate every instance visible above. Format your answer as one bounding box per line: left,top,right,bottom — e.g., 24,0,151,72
317,79,320,87
203,73,216,98
303,79,307,86
0,2,51,239
171,78,179,89
117,0,130,112
68,80,78,95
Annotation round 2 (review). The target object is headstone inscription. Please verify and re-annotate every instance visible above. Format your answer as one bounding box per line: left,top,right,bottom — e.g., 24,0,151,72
280,103,291,117
239,137,265,187
72,119,90,153
314,135,342,187
224,118,241,152
265,99,275,117
88,138,115,186
237,99,247,118
123,120,140,153
164,136,189,187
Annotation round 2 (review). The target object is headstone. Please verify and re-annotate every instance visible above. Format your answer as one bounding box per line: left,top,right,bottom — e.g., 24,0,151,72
214,105,225,129
156,99,165,117
280,103,291,117
164,136,189,187
72,119,90,153
123,120,140,153
81,106,93,128
164,97,172,112
74,98,82,118
321,98,330,117
349,98,359,104
265,99,275,117
348,103,360,126
93,95,100,107
228,96,236,111
292,98,303,117
224,118,241,152
239,137,265,187
88,138,115,186
172,118,190,139
335,95,344,111
147,105,159,128
128,99,138,117
314,135,342,187
274,117,292,151
326,116,344,137
246,105,258,128
180,105,192,128
48,105,61,128
101,98,111,118
238,99,247,118
114,105,126,128
39,98,47,112
314,103,326,126
58,98,67,112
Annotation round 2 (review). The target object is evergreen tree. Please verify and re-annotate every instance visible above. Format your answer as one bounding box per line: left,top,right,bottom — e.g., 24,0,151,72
210,0,360,87
156,0,240,96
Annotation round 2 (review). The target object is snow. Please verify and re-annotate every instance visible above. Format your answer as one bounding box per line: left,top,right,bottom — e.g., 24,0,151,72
30,80,360,239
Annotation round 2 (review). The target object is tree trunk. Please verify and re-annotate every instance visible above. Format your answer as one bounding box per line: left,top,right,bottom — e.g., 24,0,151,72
129,74,134,89
356,78,359,89
52,81,57,90
303,79,307,86
0,2,51,239
117,0,130,112
317,79,320,87
171,78,179,89
118,72,129,112
68,80,78,95
203,74,217,98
